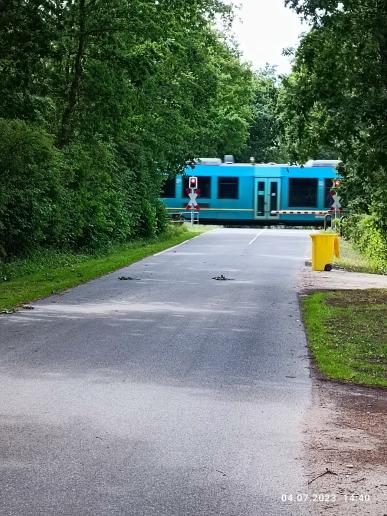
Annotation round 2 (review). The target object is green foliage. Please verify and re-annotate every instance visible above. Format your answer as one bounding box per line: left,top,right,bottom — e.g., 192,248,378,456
334,237,385,275
281,0,387,258
0,120,155,256
302,289,387,388
237,67,288,163
342,215,387,273
0,1,255,258
59,142,134,250
0,119,62,255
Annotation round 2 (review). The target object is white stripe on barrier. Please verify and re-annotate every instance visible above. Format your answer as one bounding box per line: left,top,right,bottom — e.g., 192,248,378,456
271,210,329,215
271,209,345,215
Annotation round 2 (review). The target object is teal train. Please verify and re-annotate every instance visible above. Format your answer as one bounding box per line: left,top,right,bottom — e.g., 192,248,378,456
161,157,341,225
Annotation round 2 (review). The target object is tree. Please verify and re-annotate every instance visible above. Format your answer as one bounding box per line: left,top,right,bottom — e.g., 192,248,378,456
0,0,255,255
237,66,287,163
281,0,387,221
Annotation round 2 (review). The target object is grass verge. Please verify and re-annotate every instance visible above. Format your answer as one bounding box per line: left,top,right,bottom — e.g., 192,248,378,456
301,289,387,388
334,238,386,275
0,224,203,312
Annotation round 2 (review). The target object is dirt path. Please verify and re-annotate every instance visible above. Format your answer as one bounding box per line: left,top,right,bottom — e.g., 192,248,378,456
299,266,387,292
303,382,386,515
299,266,387,515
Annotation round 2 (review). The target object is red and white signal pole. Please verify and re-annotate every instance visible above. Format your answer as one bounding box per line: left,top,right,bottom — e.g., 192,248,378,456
330,179,342,221
185,177,200,225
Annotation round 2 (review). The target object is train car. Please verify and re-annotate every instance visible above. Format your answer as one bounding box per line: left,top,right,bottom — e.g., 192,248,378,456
160,158,340,225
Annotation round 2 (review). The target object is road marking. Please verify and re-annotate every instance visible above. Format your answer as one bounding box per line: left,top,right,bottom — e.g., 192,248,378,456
248,230,265,246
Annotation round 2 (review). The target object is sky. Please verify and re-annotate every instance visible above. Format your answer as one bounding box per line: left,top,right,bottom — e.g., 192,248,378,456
232,0,307,74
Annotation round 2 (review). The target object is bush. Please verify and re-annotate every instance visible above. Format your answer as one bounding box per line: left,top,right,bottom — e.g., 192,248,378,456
0,119,169,258
60,142,133,251
342,214,387,273
0,118,62,256
154,199,169,234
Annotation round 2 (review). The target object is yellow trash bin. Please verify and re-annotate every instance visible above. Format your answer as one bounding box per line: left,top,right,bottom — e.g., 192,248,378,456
310,233,340,271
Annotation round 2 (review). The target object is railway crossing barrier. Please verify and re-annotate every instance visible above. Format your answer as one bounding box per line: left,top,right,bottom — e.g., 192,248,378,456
270,209,345,230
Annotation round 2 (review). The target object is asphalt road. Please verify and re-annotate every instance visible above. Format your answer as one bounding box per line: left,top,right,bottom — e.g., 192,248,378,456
0,228,313,516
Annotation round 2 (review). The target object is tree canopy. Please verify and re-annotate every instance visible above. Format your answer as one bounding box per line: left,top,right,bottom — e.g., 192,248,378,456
2,0,384,264
236,66,287,164
281,0,387,235
0,0,255,255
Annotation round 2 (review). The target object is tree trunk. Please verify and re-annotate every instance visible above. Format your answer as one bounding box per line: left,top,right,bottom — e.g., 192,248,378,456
57,0,87,148
376,0,387,87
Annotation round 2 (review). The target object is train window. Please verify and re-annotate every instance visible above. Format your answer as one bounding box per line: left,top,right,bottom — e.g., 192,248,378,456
218,177,239,199
324,179,333,208
257,181,265,216
161,177,176,198
270,182,278,215
182,176,211,198
288,178,318,207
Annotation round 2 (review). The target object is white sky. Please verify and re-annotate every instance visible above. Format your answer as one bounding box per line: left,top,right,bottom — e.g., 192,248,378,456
231,0,307,74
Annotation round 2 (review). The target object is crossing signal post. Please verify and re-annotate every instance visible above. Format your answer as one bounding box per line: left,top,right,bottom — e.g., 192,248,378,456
185,176,200,225
330,180,343,221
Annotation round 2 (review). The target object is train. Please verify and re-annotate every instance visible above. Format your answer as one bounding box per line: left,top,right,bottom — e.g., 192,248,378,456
160,157,341,225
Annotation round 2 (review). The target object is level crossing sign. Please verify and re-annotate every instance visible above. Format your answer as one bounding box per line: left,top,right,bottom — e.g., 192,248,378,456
331,193,342,210
186,191,200,210
330,179,343,213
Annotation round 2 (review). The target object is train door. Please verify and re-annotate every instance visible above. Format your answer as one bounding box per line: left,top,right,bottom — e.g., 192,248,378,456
254,178,281,220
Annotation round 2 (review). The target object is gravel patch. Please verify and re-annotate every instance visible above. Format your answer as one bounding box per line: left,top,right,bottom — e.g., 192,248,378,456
303,381,387,515
299,267,387,293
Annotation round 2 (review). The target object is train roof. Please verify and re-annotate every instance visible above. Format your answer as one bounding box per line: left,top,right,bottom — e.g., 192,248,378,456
194,158,342,168
185,160,339,179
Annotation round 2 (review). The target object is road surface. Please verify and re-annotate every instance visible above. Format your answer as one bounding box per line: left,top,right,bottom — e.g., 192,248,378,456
0,229,313,515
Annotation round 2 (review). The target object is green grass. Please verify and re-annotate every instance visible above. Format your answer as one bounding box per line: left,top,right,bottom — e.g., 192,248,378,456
334,238,386,275
0,224,203,312
301,289,387,388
